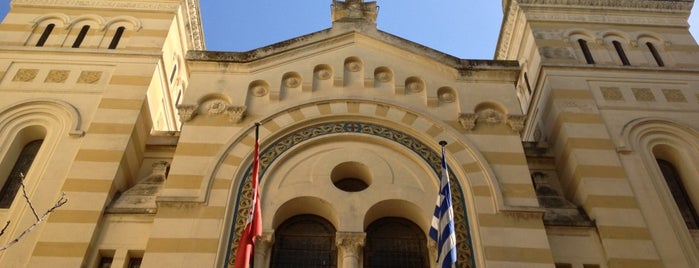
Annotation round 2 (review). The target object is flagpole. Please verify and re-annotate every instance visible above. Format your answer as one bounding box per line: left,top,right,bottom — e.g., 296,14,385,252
430,140,457,268
234,122,263,268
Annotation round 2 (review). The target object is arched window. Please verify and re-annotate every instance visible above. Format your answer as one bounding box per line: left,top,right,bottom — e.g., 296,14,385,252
578,39,595,64
0,140,43,208
72,25,90,48
270,215,337,267
364,217,429,268
35,23,55,47
108,26,125,49
657,159,699,229
612,40,630,66
646,42,665,67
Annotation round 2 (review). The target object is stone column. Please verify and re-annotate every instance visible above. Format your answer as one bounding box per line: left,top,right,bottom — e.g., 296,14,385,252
253,231,274,268
335,232,366,268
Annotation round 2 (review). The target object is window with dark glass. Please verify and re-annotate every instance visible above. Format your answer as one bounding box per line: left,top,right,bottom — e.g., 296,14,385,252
657,159,699,229
108,26,126,49
0,140,43,208
270,214,337,268
98,256,113,268
613,40,630,66
647,42,665,67
36,23,55,47
169,64,178,84
578,39,595,64
128,257,142,268
72,25,90,48
364,217,429,268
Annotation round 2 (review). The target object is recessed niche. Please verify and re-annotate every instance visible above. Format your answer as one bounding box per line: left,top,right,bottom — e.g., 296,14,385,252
331,162,371,192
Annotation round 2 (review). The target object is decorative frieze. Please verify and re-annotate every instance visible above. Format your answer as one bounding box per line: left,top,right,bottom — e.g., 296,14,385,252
600,87,624,101
662,89,687,103
77,71,102,84
45,70,70,83
632,88,655,102
12,69,39,82
12,0,180,11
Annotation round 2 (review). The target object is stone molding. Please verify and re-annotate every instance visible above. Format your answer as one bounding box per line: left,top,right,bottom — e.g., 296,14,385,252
458,112,526,133
177,103,247,124
12,0,180,10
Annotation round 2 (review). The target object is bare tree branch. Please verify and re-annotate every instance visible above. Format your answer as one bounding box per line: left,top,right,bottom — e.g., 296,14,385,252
0,174,68,251
19,173,39,221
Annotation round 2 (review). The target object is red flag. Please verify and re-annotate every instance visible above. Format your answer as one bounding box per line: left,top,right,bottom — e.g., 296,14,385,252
234,123,262,268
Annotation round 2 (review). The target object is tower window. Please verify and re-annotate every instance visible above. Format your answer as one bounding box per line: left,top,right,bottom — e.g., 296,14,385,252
169,64,178,84
108,26,126,49
578,39,595,64
647,42,665,67
613,41,630,66
0,140,43,208
657,159,699,229
72,25,90,48
35,23,55,47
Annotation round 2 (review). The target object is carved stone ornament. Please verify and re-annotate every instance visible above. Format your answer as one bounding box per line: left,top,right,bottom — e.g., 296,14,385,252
316,69,332,80
632,88,655,102
177,104,199,122
376,71,392,83
227,106,247,124
207,100,228,115
45,70,70,83
12,69,39,82
252,85,269,97
662,89,687,103
439,91,456,103
12,0,180,11
600,87,624,101
346,61,362,72
458,113,478,131
477,109,504,125
406,81,424,93
335,232,366,256
507,115,526,133
77,71,102,84
284,77,301,88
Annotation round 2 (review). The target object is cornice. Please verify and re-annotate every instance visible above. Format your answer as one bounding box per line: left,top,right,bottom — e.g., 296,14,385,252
183,0,205,50
11,0,180,11
517,0,693,11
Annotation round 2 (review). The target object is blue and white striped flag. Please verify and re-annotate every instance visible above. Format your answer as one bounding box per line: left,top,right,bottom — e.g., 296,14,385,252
429,141,457,268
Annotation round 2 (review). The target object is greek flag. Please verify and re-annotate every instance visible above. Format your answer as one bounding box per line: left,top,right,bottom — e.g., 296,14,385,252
429,141,457,268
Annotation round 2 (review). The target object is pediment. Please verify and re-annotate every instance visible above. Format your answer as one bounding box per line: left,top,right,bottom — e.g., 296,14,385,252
187,26,519,78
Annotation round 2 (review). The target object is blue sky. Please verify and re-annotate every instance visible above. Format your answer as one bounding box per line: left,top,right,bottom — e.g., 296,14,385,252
1,1,698,59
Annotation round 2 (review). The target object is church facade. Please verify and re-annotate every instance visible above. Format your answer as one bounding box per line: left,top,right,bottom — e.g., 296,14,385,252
0,0,698,267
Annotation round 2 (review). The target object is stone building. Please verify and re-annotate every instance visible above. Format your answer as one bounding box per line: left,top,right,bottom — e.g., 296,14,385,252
0,0,697,267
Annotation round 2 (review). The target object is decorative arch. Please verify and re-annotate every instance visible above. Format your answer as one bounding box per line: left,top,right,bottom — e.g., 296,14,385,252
224,120,476,267
30,13,70,28
212,98,515,267
619,117,699,265
103,16,143,31
0,99,85,138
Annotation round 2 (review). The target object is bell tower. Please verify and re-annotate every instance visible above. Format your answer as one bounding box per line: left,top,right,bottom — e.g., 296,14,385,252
0,0,202,266
498,0,699,267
